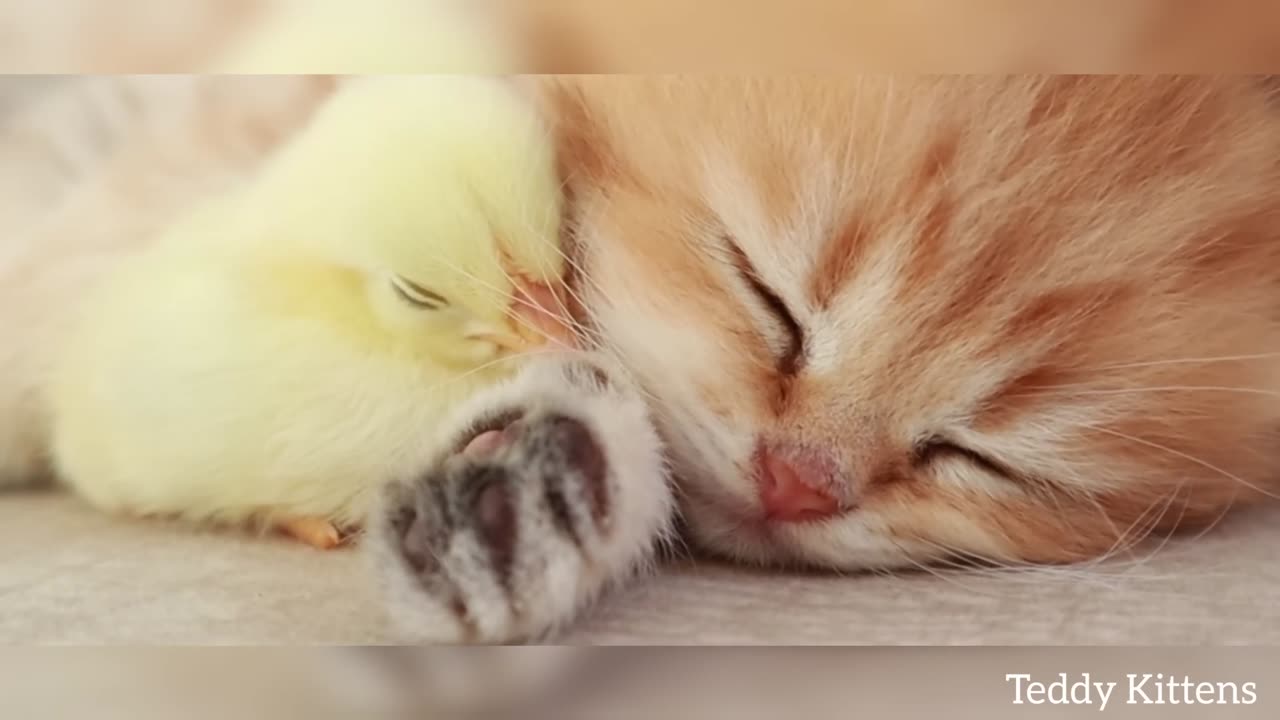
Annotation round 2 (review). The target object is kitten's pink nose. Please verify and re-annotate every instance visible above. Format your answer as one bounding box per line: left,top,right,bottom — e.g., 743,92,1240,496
755,442,841,523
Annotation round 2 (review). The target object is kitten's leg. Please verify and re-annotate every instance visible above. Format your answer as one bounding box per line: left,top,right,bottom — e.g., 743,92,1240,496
367,354,674,643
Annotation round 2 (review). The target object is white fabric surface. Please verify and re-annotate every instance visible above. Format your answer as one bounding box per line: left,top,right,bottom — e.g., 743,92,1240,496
3,491,1276,644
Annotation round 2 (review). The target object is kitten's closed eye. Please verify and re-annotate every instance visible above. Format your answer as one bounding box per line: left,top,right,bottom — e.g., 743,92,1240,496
913,437,1024,487
723,236,805,375
391,275,449,310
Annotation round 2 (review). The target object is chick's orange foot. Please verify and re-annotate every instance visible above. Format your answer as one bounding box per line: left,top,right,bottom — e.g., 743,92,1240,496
277,516,352,550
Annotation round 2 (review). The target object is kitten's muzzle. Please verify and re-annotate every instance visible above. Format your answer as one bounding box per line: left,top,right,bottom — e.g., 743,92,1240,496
754,441,842,523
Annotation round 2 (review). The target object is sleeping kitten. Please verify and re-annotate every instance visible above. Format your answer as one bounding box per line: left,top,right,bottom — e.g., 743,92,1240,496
370,76,1280,641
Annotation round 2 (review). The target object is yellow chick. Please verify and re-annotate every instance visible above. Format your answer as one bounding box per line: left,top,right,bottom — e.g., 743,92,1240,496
49,75,568,549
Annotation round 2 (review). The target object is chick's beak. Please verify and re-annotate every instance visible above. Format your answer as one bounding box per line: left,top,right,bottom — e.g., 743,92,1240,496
477,332,532,353
510,281,575,348
465,281,574,352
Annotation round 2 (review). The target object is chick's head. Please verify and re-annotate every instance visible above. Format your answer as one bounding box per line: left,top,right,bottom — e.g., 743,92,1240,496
250,76,569,368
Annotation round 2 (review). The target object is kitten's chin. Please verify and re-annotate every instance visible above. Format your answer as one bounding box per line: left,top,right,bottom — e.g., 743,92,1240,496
678,490,916,571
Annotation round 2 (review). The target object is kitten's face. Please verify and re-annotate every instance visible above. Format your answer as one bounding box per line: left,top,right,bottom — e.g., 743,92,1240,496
548,76,1280,568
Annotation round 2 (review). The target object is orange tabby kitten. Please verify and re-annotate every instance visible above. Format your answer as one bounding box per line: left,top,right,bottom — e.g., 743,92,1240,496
371,76,1280,641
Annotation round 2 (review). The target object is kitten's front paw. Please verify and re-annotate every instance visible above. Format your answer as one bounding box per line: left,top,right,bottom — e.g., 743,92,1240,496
368,356,672,643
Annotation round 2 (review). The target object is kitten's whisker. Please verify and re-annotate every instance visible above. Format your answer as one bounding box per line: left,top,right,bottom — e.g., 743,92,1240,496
1108,483,1192,580
1080,351,1280,372
911,530,1228,591
418,345,592,394
1088,480,1187,574
1076,492,1139,567
500,209,604,341
492,242,598,345
1083,488,1172,570
929,559,1128,591
881,540,1011,597
1108,483,1241,578
495,243,599,347
1074,421,1280,502
424,253,562,343
909,544,1170,595
1010,385,1280,399
504,166,616,313
521,213,610,308
409,235,549,332
913,539,1186,590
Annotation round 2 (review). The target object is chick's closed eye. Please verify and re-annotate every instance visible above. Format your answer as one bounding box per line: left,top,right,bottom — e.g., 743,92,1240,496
390,275,449,310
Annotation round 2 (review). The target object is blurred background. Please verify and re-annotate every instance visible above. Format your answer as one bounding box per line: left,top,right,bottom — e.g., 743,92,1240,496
2,647,1277,719
0,0,1279,73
